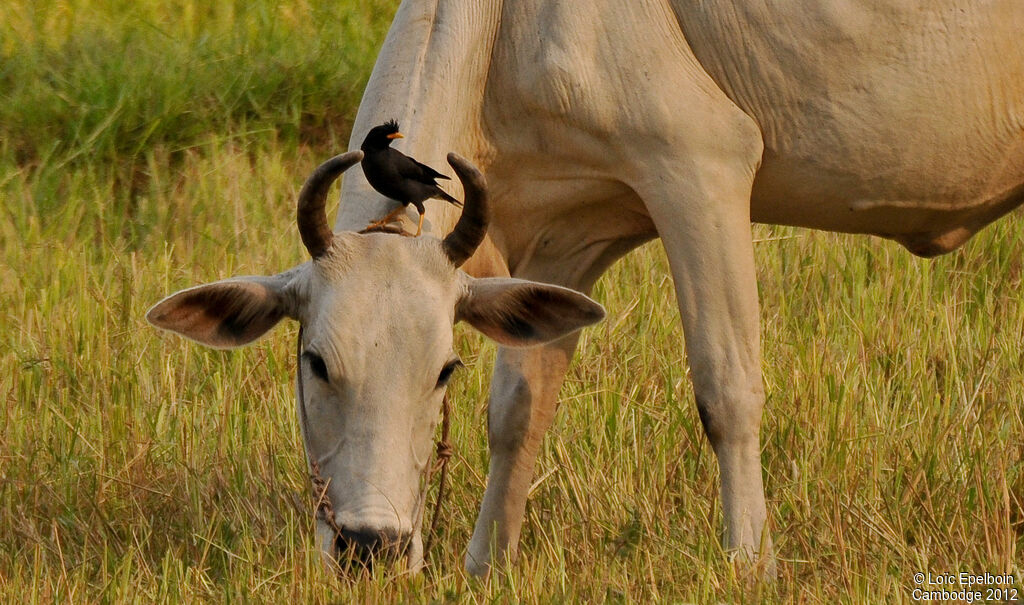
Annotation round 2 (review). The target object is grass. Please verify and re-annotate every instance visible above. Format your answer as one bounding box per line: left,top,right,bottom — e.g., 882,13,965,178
1,1,1022,602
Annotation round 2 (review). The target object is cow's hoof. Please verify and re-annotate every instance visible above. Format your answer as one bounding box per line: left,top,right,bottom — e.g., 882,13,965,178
464,551,492,578
730,547,777,582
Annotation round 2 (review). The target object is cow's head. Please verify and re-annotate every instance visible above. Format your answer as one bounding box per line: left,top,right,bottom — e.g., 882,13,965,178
146,151,605,570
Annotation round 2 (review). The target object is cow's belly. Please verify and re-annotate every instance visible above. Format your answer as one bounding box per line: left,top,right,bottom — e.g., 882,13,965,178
675,0,1024,251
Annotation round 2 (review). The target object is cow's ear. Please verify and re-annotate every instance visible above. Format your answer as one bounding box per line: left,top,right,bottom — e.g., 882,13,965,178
147,273,298,349
456,277,606,347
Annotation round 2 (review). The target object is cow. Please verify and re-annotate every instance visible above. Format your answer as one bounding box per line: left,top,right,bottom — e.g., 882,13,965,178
149,0,1024,579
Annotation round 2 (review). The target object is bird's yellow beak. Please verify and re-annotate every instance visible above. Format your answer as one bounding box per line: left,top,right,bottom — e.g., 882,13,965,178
387,132,404,139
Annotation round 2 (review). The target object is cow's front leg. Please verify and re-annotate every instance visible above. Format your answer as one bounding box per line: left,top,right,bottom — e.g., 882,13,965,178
633,119,775,577
462,227,640,576
465,334,579,576
657,194,774,577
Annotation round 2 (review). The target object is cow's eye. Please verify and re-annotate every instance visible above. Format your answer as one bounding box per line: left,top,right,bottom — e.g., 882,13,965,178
303,351,330,383
436,358,464,388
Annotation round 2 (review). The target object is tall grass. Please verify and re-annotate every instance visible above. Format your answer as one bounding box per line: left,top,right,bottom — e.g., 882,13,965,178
0,0,394,252
2,1,1022,603
1,0,392,165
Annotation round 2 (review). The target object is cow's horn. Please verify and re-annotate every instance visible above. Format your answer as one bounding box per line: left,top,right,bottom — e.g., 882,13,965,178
297,150,363,259
442,153,489,267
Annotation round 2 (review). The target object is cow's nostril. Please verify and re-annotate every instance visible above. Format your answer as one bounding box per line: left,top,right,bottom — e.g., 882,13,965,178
334,527,411,565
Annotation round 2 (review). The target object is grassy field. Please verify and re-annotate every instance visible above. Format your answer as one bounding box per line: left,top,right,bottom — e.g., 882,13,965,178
2,1,1022,602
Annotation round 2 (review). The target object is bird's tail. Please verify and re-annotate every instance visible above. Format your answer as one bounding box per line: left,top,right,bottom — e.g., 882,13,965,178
436,189,463,207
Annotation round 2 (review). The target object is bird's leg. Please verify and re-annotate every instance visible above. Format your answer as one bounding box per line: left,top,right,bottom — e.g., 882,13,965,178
415,211,425,237
364,205,407,231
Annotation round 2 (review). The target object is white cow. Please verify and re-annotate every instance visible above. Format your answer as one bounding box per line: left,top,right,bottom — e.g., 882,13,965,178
150,0,1024,578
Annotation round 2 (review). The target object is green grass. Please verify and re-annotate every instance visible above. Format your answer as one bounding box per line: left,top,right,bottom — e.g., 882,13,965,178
2,1,1022,602
1,0,391,163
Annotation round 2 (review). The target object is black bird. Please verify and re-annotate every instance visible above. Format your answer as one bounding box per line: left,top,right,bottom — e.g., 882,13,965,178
360,120,461,236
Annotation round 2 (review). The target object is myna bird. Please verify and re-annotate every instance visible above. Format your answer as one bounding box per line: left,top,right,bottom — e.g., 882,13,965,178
360,120,462,236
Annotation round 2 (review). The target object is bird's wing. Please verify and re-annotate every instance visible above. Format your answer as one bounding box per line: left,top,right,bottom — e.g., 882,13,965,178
391,150,451,183
411,158,451,181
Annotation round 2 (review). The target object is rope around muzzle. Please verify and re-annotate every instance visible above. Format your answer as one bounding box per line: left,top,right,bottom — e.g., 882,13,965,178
296,327,454,563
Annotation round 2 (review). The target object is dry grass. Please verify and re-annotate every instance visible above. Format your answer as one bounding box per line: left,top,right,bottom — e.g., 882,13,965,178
2,1,1022,603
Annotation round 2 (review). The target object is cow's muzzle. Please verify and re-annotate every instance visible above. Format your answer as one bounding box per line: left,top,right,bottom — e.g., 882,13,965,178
330,524,413,569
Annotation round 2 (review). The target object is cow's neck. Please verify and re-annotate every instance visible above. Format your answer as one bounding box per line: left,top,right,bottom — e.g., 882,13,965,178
335,0,503,249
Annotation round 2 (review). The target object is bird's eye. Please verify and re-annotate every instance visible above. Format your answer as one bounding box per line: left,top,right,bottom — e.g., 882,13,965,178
436,358,464,388
303,352,330,383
